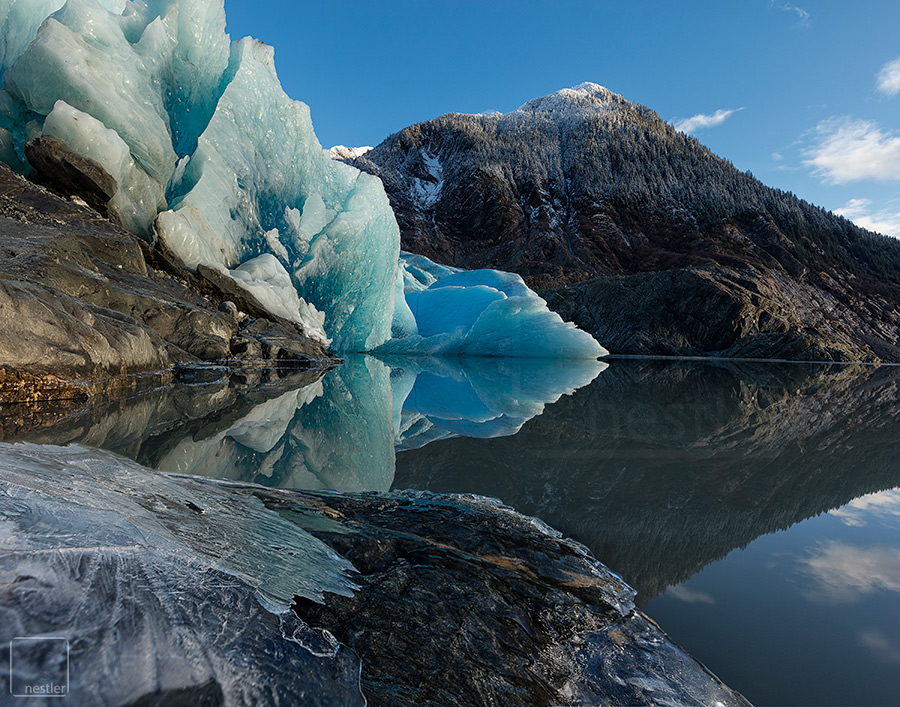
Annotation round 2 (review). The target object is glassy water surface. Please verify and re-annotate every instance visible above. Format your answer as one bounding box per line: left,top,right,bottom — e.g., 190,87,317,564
6,356,900,705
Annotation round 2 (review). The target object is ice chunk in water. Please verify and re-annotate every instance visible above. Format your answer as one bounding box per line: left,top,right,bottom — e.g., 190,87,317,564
0,442,364,704
381,253,608,359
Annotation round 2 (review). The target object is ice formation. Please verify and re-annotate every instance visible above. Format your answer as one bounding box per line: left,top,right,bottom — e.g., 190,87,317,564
0,0,605,358
0,443,365,704
382,252,609,358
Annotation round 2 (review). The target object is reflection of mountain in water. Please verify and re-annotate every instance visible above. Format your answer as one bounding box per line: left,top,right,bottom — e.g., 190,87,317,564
394,361,900,603
9,356,900,606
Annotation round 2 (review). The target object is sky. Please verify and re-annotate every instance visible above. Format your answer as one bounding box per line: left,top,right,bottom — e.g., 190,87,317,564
223,0,900,237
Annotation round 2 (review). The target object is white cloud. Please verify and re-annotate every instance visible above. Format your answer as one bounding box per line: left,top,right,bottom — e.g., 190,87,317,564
835,198,900,238
805,118,900,183
798,541,900,604
773,1,810,27
673,107,744,134
877,58,900,97
830,488,900,526
859,630,900,664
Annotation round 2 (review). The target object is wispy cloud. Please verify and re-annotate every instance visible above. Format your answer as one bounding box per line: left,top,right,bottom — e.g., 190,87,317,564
859,630,900,664
805,118,900,183
674,107,744,134
772,1,811,27
877,58,900,97
798,541,900,604
835,198,900,238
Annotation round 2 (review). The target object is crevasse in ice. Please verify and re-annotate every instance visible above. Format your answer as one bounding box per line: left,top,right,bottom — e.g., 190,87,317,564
0,0,605,358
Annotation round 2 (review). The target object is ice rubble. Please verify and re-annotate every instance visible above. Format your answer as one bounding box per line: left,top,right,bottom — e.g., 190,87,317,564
0,0,605,358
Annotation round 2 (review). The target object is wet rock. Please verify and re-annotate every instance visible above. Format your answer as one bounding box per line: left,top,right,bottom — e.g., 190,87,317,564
286,491,750,706
219,300,238,316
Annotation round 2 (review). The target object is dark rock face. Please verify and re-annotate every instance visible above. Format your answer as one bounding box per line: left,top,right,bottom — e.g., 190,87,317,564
283,491,750,707
542,264,883,360
0,164,335,402
24,136,119,219
346,84,900,361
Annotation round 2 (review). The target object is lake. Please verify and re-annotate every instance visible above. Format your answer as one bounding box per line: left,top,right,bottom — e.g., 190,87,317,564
5,356,900,705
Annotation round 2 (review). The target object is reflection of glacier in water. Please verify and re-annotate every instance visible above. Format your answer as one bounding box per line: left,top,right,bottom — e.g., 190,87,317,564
149,355,605,492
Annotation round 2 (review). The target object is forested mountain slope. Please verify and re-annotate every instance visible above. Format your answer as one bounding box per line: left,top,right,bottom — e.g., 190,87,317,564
346,83,900,361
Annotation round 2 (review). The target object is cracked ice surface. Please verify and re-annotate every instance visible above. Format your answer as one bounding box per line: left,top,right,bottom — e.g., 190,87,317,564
0,442,363,704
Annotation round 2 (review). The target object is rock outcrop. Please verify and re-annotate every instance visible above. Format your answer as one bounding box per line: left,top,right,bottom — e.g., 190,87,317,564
0,164,335,403
344,83,900,361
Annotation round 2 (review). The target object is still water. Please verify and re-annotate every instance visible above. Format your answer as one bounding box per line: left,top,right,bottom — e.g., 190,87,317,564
6,356,900,705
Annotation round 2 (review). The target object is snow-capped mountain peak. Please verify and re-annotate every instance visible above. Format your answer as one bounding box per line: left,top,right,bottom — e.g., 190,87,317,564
514,82,622,116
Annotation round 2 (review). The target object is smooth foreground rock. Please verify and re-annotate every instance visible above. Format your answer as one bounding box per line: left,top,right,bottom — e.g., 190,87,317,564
0,442,750,706
0,164,336,403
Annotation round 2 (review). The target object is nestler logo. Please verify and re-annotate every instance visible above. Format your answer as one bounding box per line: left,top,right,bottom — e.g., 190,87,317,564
9,637,69,698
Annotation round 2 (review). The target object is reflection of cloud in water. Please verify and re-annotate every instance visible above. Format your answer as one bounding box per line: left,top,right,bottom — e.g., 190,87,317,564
829,488,900,528
798,542,900,603
859,629,900,664
665,585,716,605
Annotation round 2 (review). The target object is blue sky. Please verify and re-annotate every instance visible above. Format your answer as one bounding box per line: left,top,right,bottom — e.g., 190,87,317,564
223,0,900,237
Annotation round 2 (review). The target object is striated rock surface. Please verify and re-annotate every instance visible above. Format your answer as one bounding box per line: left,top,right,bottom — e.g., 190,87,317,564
345,83,900,361
289,490,750,706
0,164,335,403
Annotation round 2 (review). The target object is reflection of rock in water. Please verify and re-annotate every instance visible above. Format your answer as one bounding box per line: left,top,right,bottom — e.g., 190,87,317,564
0,443,748,706
395,361,900,603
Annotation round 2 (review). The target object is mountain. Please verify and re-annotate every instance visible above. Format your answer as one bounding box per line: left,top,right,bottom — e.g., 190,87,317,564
344,83,900,361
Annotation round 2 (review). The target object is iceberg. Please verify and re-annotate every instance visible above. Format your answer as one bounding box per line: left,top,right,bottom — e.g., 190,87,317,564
0,0,605,358
381,252,608,358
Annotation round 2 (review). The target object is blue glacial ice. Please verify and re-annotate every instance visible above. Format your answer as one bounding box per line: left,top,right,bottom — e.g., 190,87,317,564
383,252,608,359
0,0,605,358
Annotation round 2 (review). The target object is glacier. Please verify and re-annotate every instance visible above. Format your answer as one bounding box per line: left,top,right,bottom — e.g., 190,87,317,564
0,0,605,358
